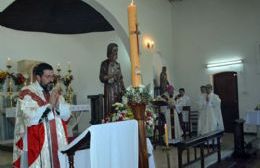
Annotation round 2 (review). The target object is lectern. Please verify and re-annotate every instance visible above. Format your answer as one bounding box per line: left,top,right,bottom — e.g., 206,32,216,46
87,94,104,124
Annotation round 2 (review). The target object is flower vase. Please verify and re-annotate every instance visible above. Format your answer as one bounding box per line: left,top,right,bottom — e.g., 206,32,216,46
128,103,149,168
129,103,146,120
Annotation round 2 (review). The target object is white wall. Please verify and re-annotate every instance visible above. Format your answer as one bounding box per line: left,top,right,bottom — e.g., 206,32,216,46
0,0,174,131
1,0,259,133
86,0,174,85
171,0,260,132
0,26,131,131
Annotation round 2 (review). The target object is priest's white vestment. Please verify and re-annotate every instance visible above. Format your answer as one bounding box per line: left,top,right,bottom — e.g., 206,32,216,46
197,92,224,135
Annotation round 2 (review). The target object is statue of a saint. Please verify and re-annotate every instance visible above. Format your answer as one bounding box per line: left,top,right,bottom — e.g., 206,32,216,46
160,66,169,95
99,43,125,116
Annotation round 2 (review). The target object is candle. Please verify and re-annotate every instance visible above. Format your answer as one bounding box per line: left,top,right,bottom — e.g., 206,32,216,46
164,124,169,147
57,63,61,69
7,57,11,66
128,0,141,87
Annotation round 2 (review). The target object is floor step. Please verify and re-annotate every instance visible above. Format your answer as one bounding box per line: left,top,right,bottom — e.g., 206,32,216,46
0,140,13,152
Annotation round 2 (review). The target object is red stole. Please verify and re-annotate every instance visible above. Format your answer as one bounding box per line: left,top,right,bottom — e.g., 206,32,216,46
14,89,65,168
43,91,60,168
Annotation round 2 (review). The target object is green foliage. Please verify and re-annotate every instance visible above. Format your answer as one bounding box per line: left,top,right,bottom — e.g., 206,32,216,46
124,84,153,105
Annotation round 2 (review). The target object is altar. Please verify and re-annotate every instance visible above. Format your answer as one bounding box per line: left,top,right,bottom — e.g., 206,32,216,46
245,111,260,148
0,104,90,143
59,120,155,168
245,111,260,136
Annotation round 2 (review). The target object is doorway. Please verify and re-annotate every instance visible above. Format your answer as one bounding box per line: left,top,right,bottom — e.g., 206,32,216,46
213,72,239,132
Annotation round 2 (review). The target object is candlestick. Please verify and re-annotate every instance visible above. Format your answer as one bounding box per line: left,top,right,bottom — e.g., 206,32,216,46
57,63,61,70
128,1,141,87
164,124,169,147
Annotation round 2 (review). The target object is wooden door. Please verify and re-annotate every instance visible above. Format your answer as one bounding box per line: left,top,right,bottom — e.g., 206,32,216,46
213,72,239,132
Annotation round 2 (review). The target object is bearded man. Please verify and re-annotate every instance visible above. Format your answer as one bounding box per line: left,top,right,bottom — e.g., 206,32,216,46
13,63,71,168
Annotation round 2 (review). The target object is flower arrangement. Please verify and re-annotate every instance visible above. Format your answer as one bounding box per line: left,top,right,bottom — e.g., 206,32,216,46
145,106,156,137
103,102,156,137
112,103,134,121
11,73,26,86
123,84,153,105
0,71,8,84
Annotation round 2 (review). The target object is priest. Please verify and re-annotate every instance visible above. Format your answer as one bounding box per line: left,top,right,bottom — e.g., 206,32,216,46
197,84,224,135
13,63,71,168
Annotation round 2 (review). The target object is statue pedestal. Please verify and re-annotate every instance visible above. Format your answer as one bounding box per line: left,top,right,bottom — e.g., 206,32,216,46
129,103,149,168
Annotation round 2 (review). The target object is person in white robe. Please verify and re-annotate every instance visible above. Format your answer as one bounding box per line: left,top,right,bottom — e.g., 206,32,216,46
161,90,183,140
206,84,224,131
197,85,213,135
13,63,71,168
197,84,224,135
168,95,183,140
175,88,191,131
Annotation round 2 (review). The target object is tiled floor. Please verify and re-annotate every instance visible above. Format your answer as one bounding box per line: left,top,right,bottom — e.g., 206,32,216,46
0,149,12,168
0,133,258,168
153,133,235,168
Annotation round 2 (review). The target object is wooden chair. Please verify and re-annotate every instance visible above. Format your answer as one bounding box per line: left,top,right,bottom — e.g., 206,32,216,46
190,110,199,134
182,106,191,138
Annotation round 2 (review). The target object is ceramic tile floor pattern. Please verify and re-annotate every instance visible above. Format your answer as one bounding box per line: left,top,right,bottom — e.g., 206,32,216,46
0,133,259,168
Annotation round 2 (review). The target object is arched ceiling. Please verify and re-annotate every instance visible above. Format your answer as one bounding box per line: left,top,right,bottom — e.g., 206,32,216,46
0,0,114,34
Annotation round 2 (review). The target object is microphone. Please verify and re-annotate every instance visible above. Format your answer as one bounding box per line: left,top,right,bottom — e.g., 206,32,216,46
55,109,60,115
38,107,51,123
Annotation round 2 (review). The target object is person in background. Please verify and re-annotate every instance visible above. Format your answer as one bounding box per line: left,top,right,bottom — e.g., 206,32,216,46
197,84,224,135
167,89,183,141
205,84,224,131
197,85,208,135
13,63,71,168
175,88,191,132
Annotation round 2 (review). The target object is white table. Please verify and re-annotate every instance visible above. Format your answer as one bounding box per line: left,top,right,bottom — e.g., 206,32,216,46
0,105,90,142
245,111,260,125
4,104,90,118
59,120,155,168
245,111,260,149
245,111,260,137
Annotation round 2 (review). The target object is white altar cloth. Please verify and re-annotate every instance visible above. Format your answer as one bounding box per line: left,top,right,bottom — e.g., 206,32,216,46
58,139,155,168
245,111,260,149
59,120,155,168
245,111,260,141
245,111,260,125
4,104,90,118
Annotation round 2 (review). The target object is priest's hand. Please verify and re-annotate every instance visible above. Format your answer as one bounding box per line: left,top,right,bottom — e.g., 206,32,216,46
50,89,60,108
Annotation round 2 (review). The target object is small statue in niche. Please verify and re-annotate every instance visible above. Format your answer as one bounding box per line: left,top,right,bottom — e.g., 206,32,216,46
160,66,169,95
